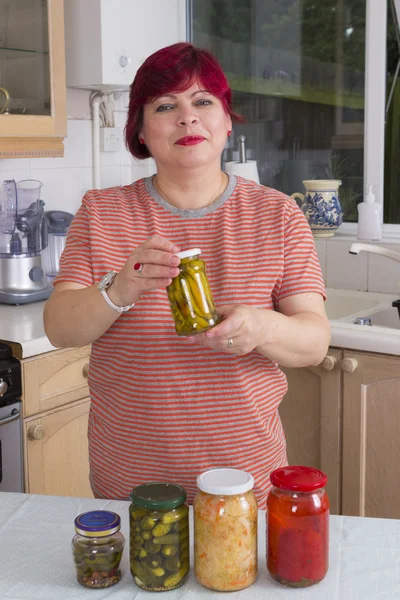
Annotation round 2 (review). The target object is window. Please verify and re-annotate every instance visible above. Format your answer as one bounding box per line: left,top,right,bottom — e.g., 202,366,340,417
191,0,400,229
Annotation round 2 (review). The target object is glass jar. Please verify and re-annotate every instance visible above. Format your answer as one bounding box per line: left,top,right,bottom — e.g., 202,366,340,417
194,468,258,591
166,247,220,336
267,466,330,588
72,510,125,588
129,482,189,592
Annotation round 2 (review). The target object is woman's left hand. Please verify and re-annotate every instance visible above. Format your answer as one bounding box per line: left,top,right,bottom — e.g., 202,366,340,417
185,304,265,355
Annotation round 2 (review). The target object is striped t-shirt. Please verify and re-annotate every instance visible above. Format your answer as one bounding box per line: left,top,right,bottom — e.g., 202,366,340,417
55,174,326,508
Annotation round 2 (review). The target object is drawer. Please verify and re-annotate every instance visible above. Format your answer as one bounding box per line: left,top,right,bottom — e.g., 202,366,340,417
22,346,91,417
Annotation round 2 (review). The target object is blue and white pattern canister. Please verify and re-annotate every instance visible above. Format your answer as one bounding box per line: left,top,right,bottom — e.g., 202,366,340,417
291,180,343,238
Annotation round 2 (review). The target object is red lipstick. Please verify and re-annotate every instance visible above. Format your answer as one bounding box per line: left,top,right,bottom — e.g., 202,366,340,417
175,136,205,146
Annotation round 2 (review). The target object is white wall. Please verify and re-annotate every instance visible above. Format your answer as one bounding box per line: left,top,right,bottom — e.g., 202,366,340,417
0,89,154,215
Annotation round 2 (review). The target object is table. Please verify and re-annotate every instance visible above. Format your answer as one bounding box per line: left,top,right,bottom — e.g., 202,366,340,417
0,492,399,599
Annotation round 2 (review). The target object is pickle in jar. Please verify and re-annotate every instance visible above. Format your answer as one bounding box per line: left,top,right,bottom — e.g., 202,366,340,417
166,248,220,336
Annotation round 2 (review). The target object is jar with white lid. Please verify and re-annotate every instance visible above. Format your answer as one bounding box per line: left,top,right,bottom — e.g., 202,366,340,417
166,247,220,336
193,468,258,591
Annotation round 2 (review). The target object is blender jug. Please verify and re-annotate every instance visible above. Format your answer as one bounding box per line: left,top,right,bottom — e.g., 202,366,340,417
0,179,52,304
42,210,74,279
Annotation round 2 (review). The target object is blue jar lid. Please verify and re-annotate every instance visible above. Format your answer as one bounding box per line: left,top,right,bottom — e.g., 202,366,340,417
74,510,121,537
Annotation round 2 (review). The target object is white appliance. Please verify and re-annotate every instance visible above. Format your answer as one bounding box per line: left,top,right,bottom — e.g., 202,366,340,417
64,0,187,90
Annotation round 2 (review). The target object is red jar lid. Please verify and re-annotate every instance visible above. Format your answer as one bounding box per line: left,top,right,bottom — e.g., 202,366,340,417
270,466,327,492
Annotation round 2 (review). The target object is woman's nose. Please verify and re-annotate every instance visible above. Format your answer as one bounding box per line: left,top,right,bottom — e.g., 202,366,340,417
177,107,199,126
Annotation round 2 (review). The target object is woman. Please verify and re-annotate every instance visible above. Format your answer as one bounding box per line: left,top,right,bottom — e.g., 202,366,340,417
44,42,330,507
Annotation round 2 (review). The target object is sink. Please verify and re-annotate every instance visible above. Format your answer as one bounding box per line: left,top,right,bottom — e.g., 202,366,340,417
325,288,382,320
361,308,400,330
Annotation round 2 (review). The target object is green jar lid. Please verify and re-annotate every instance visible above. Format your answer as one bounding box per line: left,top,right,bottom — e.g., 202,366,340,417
130,482,187,509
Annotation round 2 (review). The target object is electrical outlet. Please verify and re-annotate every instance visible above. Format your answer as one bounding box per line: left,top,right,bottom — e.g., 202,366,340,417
100,127,121,152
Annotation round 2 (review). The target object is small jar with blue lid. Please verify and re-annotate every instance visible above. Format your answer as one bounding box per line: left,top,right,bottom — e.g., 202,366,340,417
72,510,125,588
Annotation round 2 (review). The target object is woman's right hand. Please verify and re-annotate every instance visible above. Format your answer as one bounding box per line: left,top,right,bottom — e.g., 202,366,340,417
107,235,181,307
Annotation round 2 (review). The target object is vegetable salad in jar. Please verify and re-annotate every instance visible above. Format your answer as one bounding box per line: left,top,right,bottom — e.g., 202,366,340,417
194,468,258,591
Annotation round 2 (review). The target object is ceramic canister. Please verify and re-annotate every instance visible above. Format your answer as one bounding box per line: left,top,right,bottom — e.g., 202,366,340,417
291,179,343,238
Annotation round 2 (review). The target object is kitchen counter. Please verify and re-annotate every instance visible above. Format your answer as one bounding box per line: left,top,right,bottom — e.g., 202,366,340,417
0,492,399,600
1,288,400,359
0,300,55,358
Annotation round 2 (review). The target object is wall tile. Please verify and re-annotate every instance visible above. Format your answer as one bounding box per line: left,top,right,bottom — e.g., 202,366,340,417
367,243,400,295
0,158,31,172
120,166,134,186
0,168,31,183
326,239,368,290
101,166,122,189
30,156,64,170
63,119,92,168
63,167,92,213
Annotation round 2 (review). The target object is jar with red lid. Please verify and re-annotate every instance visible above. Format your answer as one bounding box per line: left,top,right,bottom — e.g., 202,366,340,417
267,466,329,588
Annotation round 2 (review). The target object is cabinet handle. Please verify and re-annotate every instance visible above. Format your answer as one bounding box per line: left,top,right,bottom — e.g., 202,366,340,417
82,364,89,379
341,357,358,373
320,355,336,371
28,424,45,441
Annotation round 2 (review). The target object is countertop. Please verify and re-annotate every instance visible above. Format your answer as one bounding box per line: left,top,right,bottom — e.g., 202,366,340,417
0,492,399,600
0,301,55,358
1,288,400,359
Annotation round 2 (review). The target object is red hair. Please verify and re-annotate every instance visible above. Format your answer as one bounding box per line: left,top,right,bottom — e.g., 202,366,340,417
125,42,243,159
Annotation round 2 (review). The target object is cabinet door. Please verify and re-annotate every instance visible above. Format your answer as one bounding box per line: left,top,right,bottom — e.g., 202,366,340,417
24,397,92,498
342,351,400,517
279,348,342,514
22,346,91,417
0,0,66,158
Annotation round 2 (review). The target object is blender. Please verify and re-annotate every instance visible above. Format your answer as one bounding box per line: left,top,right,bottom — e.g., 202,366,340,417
42,210,74,280
0,179,53,304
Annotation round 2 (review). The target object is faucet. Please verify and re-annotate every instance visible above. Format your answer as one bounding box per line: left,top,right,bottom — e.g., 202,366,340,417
349,243,400,264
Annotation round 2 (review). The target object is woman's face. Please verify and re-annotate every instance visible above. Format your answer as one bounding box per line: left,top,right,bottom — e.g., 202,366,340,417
140,81,232,171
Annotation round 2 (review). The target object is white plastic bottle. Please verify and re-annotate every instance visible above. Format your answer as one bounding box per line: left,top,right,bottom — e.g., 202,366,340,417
357,185,382,241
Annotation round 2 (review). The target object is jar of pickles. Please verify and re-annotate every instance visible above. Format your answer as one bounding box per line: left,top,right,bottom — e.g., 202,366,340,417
194,468,258,591
72,510,125,588
166,248,220,336
267,466,330,588
129,482,189,592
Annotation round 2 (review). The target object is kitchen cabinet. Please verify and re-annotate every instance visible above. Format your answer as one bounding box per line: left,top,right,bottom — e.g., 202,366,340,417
279,348,400,519
279,349,342,514
0,0,66,158
22,345,92,497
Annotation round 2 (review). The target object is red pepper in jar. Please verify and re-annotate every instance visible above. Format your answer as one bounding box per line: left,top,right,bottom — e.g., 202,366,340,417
267,466,329,587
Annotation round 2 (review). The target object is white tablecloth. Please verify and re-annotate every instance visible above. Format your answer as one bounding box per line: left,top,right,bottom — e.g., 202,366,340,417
0,492,399,600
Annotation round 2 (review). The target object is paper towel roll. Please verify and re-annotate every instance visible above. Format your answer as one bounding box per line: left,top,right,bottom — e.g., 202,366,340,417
225,160,260,184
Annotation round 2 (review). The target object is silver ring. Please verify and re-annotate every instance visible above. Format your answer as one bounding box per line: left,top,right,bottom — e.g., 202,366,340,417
227,337,233,349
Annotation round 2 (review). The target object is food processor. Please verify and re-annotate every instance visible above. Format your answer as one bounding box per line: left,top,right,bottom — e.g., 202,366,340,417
0,179,53,304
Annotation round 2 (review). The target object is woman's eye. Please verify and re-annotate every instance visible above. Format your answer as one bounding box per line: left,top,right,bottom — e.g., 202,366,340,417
156,104,174,112
196,99,212,106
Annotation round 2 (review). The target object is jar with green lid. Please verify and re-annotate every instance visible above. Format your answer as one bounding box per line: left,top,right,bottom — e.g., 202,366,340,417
72,510,125,588
129,482,189,591
166,247,221,336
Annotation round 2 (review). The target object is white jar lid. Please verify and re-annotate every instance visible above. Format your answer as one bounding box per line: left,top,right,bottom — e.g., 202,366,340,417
197,468,254,496
175,247,201,260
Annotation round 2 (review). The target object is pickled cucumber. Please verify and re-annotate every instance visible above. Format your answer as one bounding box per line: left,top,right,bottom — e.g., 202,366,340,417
161,544,178,557
153,533,179,545
152,522,172,537
164,559,189,588
162,504,188,524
